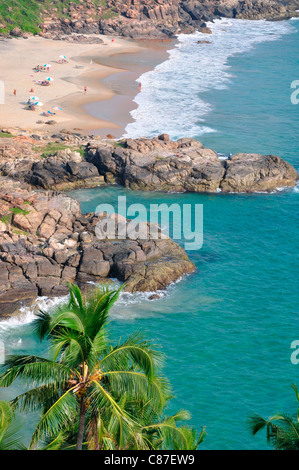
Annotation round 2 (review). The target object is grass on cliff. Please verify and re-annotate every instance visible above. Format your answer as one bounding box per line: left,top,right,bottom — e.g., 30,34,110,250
0,0,42,34
32,142,86,159
0,132,16,138
0,0,113,35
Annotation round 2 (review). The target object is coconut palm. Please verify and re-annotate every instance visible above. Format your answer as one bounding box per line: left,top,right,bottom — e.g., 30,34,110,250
0,283,204,450
249,384,299,450
58,380,206,450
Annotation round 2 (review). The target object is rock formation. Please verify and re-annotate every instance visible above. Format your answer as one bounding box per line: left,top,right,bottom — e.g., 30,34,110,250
1,134,297,193
0,180,195,316
2,1,298,40
0,132,297,316
86,136,299,193
97,0,299,39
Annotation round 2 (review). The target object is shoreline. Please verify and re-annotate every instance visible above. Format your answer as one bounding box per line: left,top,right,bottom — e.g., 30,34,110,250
0,35,174,138
83,39,176,138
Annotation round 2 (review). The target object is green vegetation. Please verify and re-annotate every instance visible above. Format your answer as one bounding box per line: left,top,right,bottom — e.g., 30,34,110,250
0,207,30,227
113,140,127,149
11,228,29,236
9,207,30,216
0,132,15,138
0,0,114,35
249,384,299,450
0,284,205,450
0,215,11,225
0,401,25,450
32,142,86,159
0,0,42,34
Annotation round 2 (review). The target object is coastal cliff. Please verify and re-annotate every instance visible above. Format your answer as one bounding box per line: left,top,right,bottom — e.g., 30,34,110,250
1,1,299,40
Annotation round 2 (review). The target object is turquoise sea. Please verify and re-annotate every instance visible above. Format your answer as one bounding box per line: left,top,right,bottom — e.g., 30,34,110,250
0,18,298,449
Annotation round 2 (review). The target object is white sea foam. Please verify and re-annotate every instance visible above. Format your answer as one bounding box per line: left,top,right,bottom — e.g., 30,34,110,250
0,296,67,332
293,181,299,193
124,18,294,140
0,274,192,329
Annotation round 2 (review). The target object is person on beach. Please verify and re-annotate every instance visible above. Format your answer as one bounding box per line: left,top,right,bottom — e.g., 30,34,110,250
138,82,142,92
13,89,16,96
84,86,87,94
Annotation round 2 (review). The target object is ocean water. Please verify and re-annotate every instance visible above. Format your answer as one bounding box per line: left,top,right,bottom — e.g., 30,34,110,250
1,18,299,450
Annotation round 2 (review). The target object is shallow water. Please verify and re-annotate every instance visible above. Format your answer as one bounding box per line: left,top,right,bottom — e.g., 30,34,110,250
1,18,299,449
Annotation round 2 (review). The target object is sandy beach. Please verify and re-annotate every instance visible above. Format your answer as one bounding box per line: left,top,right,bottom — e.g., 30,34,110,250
0,35,173,137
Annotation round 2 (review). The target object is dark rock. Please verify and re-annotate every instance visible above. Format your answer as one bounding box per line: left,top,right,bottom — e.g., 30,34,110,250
0,182,195,317
10,27,23,38
86,137,298,193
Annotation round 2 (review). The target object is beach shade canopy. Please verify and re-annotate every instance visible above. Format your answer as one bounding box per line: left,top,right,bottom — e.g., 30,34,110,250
46,77,54,82
44,64,52,68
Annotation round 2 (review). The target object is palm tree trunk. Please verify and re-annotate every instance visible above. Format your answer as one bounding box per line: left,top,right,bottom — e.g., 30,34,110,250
76,397,86,450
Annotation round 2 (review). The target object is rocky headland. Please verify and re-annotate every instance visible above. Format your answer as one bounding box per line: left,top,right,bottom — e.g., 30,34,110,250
0,178,195,316
97,0,299,39
86,135,298,193
2,1,299,40
1,132,297,193
0,131,297,316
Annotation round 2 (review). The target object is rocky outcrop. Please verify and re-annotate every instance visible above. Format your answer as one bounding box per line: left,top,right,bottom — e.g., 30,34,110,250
1,133,297,193
219,152,298,192
0,181,195,316
3,0,298,40
0,144,105,191
0,132,297,316
97,0,299,39
86,136,298,193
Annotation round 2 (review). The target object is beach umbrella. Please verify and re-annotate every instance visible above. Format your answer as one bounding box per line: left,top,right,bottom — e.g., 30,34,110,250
46,77,54,82
59,55,66,59
34,102,43,107
52,106,62,111
44,64,52,68
30,96,39,101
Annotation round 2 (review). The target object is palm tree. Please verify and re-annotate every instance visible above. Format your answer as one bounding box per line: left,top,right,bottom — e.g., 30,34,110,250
0,400,25,450
0,283,204,450
249,384,299,450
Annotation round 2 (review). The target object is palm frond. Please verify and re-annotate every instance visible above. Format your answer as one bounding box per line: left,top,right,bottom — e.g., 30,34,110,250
29,387,78,448
0,356,72,388
90,380,138,449
100,331,164,380
0,401,25,450
11,383,60,413
68,283,84,312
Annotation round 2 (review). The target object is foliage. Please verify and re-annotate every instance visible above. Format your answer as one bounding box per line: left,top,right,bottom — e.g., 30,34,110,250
32,143,86,159
0,283,205,450
0,401,26,450
249,384,299,450
0,0,113,34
